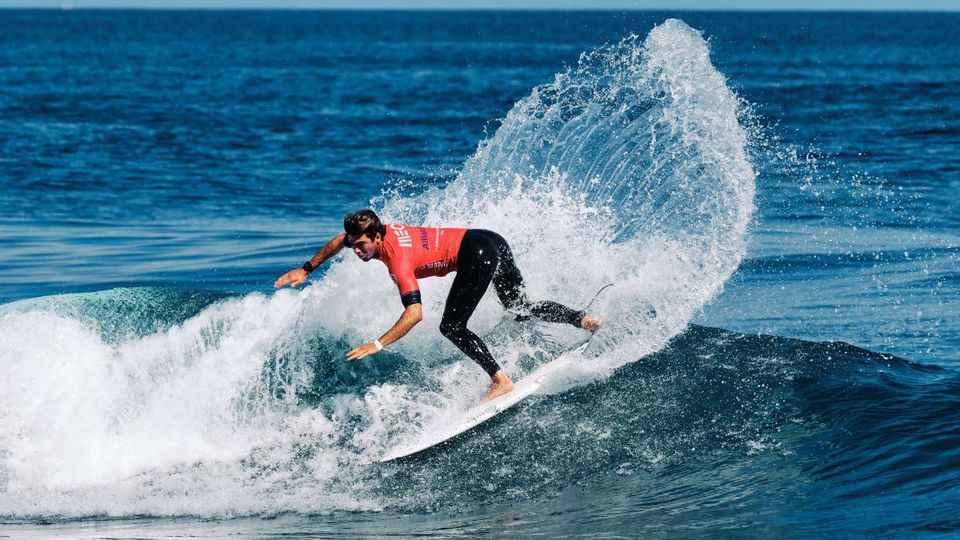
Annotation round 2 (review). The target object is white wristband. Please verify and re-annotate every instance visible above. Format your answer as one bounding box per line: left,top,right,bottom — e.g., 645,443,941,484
373,339,384,351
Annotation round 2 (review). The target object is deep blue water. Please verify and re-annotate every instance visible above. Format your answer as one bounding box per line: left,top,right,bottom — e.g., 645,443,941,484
1,9,958,538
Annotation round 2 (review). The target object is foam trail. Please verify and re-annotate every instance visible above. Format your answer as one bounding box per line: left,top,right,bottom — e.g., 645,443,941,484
0,290,356,515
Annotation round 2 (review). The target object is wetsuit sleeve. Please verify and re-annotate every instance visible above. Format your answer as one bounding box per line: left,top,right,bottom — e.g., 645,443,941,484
390,262,421,307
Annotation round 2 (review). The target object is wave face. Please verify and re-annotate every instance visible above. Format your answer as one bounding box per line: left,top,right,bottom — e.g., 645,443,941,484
0,19,758,520
4,287,959,536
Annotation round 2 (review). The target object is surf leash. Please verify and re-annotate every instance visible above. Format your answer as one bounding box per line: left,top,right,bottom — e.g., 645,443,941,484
581,282,614,312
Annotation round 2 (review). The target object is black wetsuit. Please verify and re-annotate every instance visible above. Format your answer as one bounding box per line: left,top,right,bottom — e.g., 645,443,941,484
440,229,585,377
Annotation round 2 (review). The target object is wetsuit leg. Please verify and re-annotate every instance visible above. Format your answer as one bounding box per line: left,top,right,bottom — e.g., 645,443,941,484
442,229,587,377
440,231,502,377
472,230,586,327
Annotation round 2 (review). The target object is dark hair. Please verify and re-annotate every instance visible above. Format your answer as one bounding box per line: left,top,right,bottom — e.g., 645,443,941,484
343,209,386,241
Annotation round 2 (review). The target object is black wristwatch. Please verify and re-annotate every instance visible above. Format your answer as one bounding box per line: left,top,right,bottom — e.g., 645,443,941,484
302,261,315,273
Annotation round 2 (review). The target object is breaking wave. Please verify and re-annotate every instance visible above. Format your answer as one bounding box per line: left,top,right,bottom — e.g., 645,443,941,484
0,19,760,519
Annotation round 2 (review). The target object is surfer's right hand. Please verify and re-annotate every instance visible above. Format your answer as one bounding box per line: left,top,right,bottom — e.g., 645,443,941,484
274,268,308,288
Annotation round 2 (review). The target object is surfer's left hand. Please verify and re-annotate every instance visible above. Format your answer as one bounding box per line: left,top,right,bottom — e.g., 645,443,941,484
346,342,380,361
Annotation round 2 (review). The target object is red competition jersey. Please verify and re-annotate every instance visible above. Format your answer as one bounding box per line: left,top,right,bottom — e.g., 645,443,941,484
378,224,468,299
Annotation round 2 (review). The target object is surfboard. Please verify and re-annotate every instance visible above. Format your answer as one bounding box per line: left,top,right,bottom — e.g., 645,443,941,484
378,341,590,463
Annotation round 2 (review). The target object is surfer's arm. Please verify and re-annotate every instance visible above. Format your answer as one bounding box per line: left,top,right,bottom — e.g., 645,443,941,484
274,233,348,288
346,303,422,361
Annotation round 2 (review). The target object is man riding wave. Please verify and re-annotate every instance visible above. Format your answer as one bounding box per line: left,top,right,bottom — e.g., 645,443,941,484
275,209,601,402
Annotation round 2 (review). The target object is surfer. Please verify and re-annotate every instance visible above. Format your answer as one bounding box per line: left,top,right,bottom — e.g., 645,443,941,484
275,209,601,402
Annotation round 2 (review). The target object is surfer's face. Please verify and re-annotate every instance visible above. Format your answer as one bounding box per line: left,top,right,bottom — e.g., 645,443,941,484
348,233,378,261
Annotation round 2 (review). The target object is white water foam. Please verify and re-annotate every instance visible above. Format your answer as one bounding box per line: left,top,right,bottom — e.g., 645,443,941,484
0,19,754,518
384,19,755,377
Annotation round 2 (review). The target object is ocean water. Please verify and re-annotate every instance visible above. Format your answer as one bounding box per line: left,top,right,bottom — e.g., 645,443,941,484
1,9,958,538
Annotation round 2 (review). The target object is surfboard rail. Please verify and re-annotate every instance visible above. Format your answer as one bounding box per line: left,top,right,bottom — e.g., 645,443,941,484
378,342,589,463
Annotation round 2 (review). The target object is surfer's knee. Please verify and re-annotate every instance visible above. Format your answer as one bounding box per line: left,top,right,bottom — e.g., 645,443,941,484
439,318,465,340
493,279,529,315
505,288,529,311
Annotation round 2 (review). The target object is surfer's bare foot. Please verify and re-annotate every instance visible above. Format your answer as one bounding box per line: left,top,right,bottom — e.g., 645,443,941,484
482,371,514,403
581,315,602,333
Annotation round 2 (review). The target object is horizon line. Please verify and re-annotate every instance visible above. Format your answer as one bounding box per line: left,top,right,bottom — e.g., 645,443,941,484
2,5,959,11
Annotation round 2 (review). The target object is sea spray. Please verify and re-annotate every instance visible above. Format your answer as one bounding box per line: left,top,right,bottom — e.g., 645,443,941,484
383,19,755,374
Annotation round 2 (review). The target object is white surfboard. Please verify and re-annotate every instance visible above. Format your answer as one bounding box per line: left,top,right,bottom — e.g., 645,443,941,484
379,341,590,463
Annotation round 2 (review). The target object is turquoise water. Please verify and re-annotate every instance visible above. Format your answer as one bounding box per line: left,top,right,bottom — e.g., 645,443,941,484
1,10,958,537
